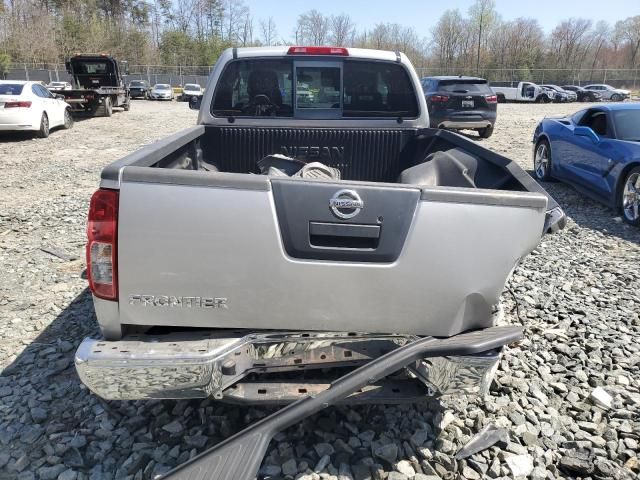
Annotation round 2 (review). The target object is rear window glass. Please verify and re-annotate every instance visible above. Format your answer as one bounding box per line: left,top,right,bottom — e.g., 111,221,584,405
0,84,25,95
437,80,491,94
75,62,108,74
212,59,293,117
295,65,340,109
130,81,145,86
343,61,418,118
211,58,418,118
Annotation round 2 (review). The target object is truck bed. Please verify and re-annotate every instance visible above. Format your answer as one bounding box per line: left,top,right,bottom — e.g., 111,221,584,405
97,125,563,340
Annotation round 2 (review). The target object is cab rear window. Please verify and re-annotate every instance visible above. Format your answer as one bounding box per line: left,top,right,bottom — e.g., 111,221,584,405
75,62,109,74
343,61,418,118
211,58,418,119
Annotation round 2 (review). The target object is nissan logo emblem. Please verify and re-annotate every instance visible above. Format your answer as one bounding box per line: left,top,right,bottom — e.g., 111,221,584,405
329,189,364,219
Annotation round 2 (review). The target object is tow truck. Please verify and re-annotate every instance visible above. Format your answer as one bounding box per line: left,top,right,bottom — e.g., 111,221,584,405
60,54,130,117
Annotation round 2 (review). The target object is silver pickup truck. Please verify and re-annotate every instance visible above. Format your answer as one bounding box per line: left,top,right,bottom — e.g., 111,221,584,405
76,46,565,408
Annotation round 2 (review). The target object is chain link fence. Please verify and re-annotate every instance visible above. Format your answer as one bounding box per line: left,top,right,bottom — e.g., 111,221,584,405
414,68,640,89
3,64,213,87
4,63,639,90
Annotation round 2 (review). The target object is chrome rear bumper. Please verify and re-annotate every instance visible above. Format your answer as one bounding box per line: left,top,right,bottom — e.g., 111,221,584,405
75,330,504,402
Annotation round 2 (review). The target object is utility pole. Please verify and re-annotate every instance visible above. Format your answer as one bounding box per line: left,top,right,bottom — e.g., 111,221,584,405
476,9,483,76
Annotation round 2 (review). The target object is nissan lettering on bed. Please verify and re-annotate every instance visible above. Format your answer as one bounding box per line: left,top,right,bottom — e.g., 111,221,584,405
280,145,346,162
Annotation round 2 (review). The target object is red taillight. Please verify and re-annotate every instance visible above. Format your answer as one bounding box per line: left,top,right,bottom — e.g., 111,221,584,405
87,189,119,300
430,95,449,103
4,101,32,108
287,46,349,56
485,95,498,103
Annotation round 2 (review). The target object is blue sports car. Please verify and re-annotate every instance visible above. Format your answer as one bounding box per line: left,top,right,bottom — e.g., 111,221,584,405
533,104,640,226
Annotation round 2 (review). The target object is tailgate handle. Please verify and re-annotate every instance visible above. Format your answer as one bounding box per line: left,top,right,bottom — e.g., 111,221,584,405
309,222,380,249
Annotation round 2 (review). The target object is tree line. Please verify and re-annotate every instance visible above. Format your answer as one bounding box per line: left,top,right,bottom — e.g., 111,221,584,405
1,0,639,79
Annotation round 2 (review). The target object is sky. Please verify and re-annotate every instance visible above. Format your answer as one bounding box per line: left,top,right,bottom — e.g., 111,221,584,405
246,0,640,41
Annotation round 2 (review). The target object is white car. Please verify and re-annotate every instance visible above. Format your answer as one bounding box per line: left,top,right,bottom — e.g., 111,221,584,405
150,84,174,100
47,81,72,92
180,83,203,102
0,80,73,138
583,84,630,102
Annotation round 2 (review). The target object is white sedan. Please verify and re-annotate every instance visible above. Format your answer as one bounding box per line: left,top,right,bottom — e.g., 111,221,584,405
47,81,72,91
0,80,73,138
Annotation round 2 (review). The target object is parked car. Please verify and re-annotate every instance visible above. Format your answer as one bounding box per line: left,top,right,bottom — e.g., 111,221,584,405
541,85,576,102
0,80,73,138
421,76,497,138
47,81,72,92
490,81,552,103
128,80,151,99
296,88,315,104
583,84,630,102
533,104,640,226
149,83,173,100
561,85,602,102
180,83,203,102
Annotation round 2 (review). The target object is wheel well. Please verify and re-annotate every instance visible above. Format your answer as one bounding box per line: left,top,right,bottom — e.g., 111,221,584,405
615,162,640,207
535,134,550,149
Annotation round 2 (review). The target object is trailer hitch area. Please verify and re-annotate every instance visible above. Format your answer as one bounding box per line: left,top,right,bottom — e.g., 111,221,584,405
160,325,523,480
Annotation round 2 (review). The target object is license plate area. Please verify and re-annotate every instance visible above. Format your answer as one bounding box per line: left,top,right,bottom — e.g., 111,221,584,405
461,100,474,108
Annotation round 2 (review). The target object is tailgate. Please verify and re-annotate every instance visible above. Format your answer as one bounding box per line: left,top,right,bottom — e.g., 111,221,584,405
116,167,547,337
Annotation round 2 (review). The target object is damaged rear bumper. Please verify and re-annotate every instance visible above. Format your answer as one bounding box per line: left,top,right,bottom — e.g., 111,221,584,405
157,326,523,480
75,328,510,403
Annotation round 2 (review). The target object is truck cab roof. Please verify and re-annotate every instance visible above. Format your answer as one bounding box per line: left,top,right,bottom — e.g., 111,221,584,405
230,46,408,63
66,55,125,89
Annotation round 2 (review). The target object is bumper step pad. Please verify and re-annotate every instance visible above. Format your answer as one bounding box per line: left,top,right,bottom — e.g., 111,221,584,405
160,326,523,480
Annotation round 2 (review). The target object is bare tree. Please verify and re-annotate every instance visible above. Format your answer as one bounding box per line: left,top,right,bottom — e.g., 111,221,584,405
588,21,610,75
548,18,592,70
430,9,466,71
468,0,498,73
615,15,640,67
260,16,277,46
502,18,543,68
367,23,389,50
296,9,329,46
237,11,253,46
330,13,355,46
222,0,248,43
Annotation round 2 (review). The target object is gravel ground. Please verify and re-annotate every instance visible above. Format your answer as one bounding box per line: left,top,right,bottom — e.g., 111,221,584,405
0,101,639,480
